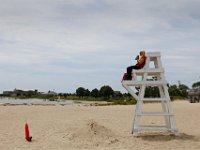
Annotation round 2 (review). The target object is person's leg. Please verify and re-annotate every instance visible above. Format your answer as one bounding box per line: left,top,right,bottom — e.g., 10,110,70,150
133,65,140,70
127,66,134,79
126,65,141,80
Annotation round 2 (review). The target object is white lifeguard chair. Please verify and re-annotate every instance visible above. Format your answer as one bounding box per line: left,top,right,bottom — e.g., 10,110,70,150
122,52,178,136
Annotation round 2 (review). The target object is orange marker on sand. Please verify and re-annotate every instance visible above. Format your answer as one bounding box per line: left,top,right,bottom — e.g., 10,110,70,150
25,123,32,142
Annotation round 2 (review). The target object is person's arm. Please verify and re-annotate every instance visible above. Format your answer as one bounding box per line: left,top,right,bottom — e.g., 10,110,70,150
137,57,145,65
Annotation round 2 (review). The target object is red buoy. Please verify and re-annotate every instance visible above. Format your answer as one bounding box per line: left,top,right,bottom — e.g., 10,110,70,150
25,123,32,142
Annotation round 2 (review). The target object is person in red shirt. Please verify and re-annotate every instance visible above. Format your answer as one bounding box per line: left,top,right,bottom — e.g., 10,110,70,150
124,50,146,80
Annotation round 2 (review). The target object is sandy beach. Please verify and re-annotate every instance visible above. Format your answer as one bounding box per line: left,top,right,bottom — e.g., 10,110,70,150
0,100,200,150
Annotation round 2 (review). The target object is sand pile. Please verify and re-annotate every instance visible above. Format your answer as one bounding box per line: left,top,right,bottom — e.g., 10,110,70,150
68,120,119,147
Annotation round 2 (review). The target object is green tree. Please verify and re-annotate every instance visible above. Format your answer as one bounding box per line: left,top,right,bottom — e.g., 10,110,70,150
192,81,200,88
178,84,189,97
90,88,99,98
144,76,160,97
144,86,160,98
76,87,86,97
168,85,180,96
168,84,188,98
84,89,90,97
99,85,114,98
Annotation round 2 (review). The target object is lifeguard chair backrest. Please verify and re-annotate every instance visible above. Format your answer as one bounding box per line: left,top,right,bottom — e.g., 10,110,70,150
144,52,161,69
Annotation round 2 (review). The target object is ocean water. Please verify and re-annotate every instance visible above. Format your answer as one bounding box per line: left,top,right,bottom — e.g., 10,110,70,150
0,98,84,105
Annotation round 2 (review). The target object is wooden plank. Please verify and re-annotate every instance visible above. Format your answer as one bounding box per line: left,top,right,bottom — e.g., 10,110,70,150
137,112,174,116
121,82,138,100
146,52,161,57
122,80,167,86
137,125,178,132
141,98,169,101
133,68,164,73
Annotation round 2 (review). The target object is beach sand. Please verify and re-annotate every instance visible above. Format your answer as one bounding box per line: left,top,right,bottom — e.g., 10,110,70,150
0,100,200,150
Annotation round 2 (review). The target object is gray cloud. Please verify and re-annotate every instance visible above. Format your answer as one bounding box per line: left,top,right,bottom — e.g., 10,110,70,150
0,0,200,92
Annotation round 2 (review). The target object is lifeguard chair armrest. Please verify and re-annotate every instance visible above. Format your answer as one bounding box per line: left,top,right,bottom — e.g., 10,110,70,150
132,68,164,73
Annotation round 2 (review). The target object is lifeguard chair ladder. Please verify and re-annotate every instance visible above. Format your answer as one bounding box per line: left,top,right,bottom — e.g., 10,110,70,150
122,52,178,136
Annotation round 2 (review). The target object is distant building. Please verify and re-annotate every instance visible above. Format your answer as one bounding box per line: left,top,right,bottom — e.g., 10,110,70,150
3,91,14,95
3,90,19,96
40,91,57,95
3,89,42,97
188,86,200,103
114,91,122,96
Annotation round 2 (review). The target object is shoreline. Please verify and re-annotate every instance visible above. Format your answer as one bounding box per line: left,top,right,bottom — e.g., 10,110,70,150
0,97,112,106
0,97,190,106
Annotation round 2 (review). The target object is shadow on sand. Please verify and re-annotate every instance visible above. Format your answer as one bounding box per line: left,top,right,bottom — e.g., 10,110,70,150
138,133,199,142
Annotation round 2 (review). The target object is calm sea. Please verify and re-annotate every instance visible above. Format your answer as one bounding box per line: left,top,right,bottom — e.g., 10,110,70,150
0,98,86,105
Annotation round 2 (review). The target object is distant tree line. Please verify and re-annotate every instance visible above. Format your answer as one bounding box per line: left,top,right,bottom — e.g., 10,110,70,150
0,81,193,104
74,83,189,101
74,85,135,104
76,85,114,98
168,84,188,99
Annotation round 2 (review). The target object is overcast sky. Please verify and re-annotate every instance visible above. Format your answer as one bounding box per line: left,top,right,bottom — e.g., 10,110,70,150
0,0,200,93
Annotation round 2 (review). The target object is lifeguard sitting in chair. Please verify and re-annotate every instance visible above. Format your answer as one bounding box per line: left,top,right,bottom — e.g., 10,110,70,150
122,50,146,80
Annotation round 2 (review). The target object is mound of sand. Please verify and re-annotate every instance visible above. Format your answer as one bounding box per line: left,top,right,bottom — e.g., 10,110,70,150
68,120,119,147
